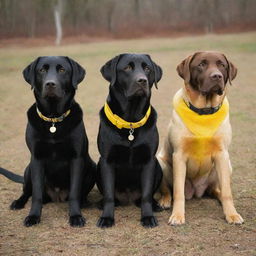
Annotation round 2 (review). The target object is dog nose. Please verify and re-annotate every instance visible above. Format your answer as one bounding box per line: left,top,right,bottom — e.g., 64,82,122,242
45,81,56,88
137,78,147,85
210,72,223,81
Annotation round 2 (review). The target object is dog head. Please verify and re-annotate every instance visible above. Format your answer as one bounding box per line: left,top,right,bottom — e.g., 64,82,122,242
23,56,85,99
100,53,162,99
177,51,237,96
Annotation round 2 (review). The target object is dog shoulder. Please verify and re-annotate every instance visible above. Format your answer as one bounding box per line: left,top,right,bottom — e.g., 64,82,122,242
27,103,37,121
168,109,190,150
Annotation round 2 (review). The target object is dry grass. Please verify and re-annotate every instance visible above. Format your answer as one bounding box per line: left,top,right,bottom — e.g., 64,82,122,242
0,32,256,256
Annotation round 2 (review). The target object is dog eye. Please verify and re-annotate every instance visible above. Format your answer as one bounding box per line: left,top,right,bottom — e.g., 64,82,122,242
198,62,205,68
39,68,46,73
59,67,65,73
123,65,132,71
218,62,225,68
144,66,151,73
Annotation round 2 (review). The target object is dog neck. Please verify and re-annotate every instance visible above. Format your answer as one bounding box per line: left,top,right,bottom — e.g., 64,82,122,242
183,84,226,109
34,92,75,118
107,88,151,122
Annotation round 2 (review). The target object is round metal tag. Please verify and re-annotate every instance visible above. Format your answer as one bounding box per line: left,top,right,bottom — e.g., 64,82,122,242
50,126,56,133
128,134,134,141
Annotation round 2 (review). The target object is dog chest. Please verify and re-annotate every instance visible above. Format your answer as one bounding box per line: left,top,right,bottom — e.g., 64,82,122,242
182,136,221,164
33,140,77,159
107,144,151,165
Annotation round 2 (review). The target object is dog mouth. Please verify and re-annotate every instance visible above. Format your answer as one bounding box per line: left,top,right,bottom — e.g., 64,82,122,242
127,88,148,99
200,83,224,96
134,88,146,96
42,86,65,99
45,90,57,97
127,83,149,98
201,89,223,96
43,90,64,99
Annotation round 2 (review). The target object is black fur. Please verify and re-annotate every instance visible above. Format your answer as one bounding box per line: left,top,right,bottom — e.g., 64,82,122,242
96,53,163,228
6,56,96,227
0,167,24,183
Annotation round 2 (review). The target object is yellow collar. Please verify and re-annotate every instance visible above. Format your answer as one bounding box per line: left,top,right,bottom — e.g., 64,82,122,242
36,107,71,123
104,102,151,129
173,89,229,137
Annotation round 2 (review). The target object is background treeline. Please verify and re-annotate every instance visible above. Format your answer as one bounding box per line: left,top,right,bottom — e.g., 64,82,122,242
0,0,256,39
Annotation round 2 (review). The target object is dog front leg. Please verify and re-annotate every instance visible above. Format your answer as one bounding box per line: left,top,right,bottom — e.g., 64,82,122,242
10,165,32,210
24,159,44,227
97,158,115,228
214,151,244,224
140,159,158,228
168,152,186,225
69,158,85,227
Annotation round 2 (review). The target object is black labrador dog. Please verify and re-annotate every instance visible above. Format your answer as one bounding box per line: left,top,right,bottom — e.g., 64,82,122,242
1,56,96,227
96,53,163,228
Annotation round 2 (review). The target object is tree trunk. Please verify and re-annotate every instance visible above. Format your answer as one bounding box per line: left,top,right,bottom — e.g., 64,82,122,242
54,0,63,45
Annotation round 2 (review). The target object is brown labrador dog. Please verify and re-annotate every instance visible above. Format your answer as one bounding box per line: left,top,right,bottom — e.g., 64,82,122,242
157,51,244,225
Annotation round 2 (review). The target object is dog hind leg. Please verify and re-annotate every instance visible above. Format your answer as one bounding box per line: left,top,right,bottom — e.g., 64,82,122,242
157,157,172,210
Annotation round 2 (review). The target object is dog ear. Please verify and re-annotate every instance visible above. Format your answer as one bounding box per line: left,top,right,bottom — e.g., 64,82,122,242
176,53,199,84
23,57,41,89
228,61,237,83
146,55,162,89
66,57,86,89
222,54,237,85
100,54,124,86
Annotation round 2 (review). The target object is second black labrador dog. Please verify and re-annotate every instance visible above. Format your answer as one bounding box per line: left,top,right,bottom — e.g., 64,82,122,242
8,56,96,227
96,53,163,228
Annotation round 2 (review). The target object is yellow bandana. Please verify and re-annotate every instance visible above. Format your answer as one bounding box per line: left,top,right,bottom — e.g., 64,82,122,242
173,89,229,137
104,103,151,129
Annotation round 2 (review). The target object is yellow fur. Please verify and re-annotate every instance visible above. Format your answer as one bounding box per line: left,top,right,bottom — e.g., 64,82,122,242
182,136,221,164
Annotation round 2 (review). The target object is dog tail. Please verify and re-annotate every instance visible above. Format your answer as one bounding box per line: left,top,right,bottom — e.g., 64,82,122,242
0,167,24,184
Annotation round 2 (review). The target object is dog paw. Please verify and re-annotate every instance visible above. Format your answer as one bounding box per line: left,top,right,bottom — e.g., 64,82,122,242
168,213,185,225
141,216,158,228
10,200,25,210
158,196,172,210
225,213,244,224
97,217,115,228
69,215,86,227
24,215,40,227
152,202,164,212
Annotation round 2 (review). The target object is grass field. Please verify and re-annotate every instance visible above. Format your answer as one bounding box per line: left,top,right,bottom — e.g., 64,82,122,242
0,32,256,256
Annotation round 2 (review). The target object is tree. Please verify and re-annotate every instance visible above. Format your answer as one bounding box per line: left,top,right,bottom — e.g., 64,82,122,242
54,0,64,45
